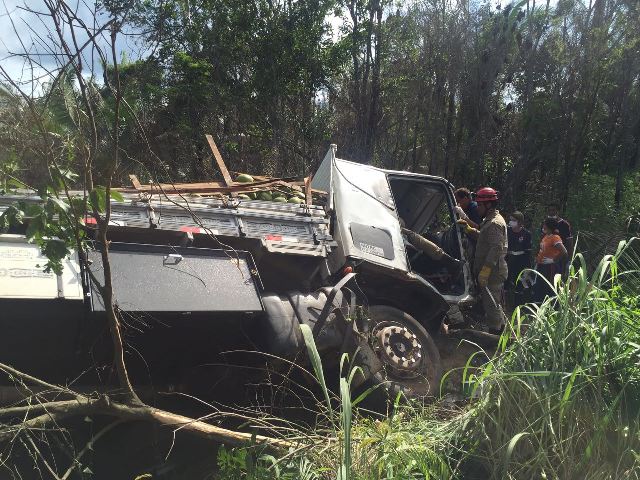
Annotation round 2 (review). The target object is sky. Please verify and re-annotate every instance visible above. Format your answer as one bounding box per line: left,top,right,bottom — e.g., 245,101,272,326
1,0,558,96
0,0,146,95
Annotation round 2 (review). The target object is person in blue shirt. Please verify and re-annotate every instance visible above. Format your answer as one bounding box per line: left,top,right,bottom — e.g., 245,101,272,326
455,188,482,227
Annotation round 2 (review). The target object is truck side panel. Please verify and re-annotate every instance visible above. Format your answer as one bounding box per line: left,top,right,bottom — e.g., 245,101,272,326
87,243,264,313
0,234,83,300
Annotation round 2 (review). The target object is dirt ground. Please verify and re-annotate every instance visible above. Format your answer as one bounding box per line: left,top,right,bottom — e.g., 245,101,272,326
435,329,498,398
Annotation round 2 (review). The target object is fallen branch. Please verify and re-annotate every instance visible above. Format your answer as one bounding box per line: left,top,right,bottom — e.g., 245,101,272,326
0,386,293,452
0,363,76,397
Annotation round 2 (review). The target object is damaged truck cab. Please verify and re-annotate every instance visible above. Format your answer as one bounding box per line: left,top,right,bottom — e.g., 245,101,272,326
0,145,473,401
312,144,473,324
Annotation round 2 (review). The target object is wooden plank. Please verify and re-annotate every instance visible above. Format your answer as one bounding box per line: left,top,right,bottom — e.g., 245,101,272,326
149,180,227,189
206,134,234,187
304,176,313,206
115,173,328,197
128,174,143,190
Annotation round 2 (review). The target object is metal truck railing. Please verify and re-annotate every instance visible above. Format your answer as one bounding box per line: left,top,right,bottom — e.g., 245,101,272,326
0,191,336,258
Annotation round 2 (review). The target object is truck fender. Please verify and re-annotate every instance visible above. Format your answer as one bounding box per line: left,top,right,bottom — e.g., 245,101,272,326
261,292,304,357
261,287,350,358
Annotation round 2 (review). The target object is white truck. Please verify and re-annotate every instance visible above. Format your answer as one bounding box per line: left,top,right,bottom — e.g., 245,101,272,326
0,145,475,400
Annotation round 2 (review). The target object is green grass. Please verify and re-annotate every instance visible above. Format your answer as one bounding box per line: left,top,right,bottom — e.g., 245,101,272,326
215,238,640,479
460,239,640,479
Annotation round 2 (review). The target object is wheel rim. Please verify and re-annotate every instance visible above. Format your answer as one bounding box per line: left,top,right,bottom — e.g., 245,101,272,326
372,321,424,379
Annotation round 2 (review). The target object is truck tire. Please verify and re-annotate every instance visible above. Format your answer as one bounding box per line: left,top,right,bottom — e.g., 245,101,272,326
362,305,442,400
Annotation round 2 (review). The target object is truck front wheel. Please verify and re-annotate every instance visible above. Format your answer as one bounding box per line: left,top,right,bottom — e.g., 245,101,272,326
362,305,442,400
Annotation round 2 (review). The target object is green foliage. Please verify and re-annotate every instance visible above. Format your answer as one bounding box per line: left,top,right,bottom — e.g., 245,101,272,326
111,0,340,180
0,152,22,194
0,192,84,274
4,0,639,210
216,446,320,480
367,241,638,478
566,172,640,235
458,238,640,479
42,68,81,135
300,323,335,428
0,165,118,273
327,397,454,480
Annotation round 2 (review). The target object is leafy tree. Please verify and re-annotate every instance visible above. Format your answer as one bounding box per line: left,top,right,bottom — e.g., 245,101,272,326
3,0,640,228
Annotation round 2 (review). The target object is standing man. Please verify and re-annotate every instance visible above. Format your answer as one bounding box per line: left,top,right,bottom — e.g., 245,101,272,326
506,211,532,307
457,187,508,335
455,188,482,228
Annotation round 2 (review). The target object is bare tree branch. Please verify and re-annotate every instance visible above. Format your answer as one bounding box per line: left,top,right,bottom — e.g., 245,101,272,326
0,395,294,451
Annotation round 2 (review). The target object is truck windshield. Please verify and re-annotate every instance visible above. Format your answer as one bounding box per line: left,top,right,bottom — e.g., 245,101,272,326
389,177,465,296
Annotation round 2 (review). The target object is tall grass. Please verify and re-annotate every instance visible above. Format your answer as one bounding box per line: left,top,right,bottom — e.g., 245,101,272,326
459,238,640,479
215,238,640,479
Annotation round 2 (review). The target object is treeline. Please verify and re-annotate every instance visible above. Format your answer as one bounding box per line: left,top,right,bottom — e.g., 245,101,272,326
1,0,640,222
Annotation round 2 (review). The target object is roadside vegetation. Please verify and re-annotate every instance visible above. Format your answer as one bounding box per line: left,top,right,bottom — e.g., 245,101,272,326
217,238,640,479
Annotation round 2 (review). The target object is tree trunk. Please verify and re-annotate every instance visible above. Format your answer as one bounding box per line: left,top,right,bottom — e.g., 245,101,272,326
366,1,383,162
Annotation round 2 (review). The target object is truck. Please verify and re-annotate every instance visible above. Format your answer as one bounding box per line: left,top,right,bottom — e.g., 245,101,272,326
0,145,475,401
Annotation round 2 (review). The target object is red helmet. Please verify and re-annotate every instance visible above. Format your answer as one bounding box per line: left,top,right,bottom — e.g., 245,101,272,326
475,187,499,202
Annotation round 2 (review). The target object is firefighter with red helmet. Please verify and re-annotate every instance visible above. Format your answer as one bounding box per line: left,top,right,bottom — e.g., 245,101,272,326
457,187,508,334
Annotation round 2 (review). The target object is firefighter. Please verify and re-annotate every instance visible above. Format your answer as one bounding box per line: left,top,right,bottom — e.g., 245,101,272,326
457,187,508,334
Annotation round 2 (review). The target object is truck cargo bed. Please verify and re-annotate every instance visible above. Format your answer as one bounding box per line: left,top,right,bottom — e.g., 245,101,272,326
0,192,334,258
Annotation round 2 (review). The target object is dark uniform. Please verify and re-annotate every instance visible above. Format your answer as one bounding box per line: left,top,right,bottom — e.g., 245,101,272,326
506,227,532,291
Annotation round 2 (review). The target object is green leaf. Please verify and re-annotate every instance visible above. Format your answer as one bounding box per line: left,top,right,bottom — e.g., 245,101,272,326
37,185,49,199
50,169,67,192
89,186,107,213
7,178,26,190
43,238,68,259
25,215,44,239
69,196,88,217
48,196,70,213
41,240,68,274
501,432,529,476
339,376,352,480
25,203,43,217
299,323,334,428
110,190,124,202
0,205,24,231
